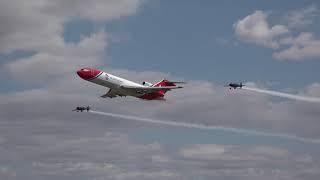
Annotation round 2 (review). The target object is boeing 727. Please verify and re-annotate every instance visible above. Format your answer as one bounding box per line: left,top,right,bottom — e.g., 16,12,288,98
77,67,185,100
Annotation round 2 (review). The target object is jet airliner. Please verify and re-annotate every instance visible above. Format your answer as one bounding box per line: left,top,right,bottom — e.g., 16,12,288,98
77,67,184,100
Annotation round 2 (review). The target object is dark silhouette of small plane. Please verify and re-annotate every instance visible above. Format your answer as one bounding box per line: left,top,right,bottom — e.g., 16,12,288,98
226,82,245,89
72,106,90,112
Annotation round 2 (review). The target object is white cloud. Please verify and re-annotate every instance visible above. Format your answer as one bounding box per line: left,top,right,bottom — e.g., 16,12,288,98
0,0,145,85
29,132,180,179
4,31,107,83
234,7,320,61
305,83,320,97
1,1,320,179
0,0,143,53
180,144,289,161
273,32,320,60
33,162,180,180
42,0,143,21
180,144,226,160
285,5,319,29
178,144,320,179
1,76,320,140
0,167,16,178
234,10,289,49
248,146,289,157
1,72,320,179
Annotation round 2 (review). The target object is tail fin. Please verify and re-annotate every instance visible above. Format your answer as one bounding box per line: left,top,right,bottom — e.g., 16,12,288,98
151,79,185,95
153,79,185,87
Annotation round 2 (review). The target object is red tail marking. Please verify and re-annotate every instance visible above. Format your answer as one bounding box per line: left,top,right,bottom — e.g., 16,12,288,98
153,79,176,87
139,80,178,100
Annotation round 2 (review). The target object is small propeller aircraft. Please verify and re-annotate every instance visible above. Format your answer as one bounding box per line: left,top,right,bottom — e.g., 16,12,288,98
225,82,245,89
77,67,186,100
72,106,91,112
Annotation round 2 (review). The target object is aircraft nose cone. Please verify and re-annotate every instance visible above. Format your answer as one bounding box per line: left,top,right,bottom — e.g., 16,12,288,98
77,68,101,80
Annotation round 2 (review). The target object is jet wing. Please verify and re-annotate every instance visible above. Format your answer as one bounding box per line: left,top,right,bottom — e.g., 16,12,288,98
120,85,183,94
101,89,123,98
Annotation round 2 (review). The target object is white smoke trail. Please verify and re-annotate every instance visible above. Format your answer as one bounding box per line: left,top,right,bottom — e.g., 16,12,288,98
242,87,320,103
89,110,320,144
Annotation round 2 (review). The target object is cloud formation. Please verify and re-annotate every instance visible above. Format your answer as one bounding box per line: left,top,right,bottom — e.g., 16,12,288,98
285,5,319,29
178,144,320,179
4,31,107,84
0,0,142,53
234,10,289,48
234,6,320,61
0,0,144,85
1,44,320,179
1,1,320,179
274,32,320,60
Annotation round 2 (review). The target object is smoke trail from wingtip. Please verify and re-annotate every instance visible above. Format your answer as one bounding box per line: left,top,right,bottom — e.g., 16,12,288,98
89,110,320,144
242,87,320,103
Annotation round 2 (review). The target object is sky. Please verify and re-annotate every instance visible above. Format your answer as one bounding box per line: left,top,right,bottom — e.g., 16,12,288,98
1,0,320,179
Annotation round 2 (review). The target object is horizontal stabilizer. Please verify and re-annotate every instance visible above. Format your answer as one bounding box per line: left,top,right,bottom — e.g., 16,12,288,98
120,85,183,94
168,81,186,84
153,79,186,87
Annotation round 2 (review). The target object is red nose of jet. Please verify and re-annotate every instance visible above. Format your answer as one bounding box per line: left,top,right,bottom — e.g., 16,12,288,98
77,68,101,80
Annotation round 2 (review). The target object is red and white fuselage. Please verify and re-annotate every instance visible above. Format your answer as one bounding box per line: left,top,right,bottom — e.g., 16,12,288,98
77,67,183,100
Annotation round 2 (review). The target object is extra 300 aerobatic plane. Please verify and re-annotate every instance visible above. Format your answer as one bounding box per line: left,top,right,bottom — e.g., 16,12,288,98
225,82,245,89
77,67,185,100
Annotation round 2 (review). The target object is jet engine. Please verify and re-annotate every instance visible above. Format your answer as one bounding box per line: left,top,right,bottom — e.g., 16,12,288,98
142,81,153,87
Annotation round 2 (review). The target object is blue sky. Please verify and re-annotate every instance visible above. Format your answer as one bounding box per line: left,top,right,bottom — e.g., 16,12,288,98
1,0,320,147
1,1,320,179
63,0,320,157
62,0,320,89
1,0,320,91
